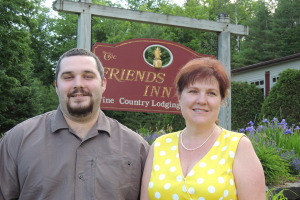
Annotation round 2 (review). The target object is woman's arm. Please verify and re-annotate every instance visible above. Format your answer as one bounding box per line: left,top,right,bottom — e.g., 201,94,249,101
140,143,154,200
233,136,266,200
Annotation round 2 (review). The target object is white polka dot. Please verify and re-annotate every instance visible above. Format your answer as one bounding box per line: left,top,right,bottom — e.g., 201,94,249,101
199,162,207,168
208,185,216,193
165,159,171,165
172,194,179,200
211,155,218,160
188,170,195,176
149,181,154,188
229,151,235,158
214,141,220,146
159,174,165,180
207,169,215,175
232,137,239,141
166,138,172,143
154,165,160,171
218,177,225,184
198,198,205,200
155,192,161,199
230,179,234,186
171,146,177,151
182,185,187,192
170,166,176,172
159,151,166,156
219,159,226,165
155,142,161,146
177,133,180,137
164,183,171,190
188,187,195,194
221,146,228,151
224,133,230,138
219,197,223,200
176,175,183,182
197,178,204,184
224,190,229,197
176,153,179,158
227,169,231,174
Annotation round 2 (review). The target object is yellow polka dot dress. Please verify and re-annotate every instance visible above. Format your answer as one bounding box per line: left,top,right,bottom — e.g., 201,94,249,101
148,128,244,200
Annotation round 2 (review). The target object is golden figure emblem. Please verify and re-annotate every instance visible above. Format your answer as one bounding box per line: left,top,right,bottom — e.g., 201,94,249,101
153,47,162,69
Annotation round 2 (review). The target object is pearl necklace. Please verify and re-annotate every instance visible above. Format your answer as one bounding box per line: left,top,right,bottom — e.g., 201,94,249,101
180,125,217,151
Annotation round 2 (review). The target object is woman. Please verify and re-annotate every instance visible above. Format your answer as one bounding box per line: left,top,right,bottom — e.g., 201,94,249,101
140,58,265,200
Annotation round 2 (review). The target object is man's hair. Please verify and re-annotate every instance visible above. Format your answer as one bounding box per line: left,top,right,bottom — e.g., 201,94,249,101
55,48,105,82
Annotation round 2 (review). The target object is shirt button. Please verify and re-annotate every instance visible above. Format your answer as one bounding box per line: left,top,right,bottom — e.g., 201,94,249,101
78,174,83,179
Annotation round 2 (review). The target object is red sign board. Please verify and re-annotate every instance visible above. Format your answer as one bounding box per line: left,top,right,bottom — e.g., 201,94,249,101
92,38,213,114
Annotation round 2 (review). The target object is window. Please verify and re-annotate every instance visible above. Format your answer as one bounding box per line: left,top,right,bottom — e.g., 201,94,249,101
251,79,265,96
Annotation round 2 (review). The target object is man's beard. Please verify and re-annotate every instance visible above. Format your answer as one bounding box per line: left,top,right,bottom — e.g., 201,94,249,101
67,88,93,117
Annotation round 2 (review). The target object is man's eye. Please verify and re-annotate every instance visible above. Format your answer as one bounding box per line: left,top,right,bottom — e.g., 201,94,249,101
208,92,216,95
84,75,94,79
64,76,72,79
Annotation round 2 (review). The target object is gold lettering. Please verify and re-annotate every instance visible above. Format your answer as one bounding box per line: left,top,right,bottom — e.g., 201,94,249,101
109,68,123,82
120,69,126,81
145,72,156,83
135,70,146,82
150,86,160,97
103,51,117,60
143,85,150,96
156,73,165,84
161,87,172,98
125,69,135,81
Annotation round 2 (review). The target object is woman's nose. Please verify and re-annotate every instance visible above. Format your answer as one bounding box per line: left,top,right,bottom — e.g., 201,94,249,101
196,93,207,105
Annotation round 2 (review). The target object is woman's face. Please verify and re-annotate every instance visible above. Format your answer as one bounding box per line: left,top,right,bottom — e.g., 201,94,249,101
179,77,222,127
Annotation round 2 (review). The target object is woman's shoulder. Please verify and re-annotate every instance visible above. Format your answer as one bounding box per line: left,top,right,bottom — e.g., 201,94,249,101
221,128,245,139
153,131,182,143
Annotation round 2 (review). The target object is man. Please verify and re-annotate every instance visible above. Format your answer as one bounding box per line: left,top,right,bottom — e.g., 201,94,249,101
0,48,150,200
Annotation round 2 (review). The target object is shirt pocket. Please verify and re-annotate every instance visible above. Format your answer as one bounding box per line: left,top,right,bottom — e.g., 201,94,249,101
94,155,139,191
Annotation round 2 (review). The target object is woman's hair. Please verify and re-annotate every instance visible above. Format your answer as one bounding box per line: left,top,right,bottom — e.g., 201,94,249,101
174,57,230,100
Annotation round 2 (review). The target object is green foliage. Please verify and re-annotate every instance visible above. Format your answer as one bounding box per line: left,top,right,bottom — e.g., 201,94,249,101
231,81,264,130
256,145,290,185
259,69,300,125
266,188,289,200
103,110,185,133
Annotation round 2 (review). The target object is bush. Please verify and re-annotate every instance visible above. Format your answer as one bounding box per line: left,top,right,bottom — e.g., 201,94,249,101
104,110,185,132
231,81,264,130
259,69,300,125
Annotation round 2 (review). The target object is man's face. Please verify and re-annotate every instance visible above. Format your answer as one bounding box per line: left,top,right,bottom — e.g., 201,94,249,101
55,55,106,119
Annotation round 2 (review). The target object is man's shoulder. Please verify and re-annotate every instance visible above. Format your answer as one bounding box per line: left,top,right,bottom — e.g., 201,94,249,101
105,116,148,143
3,110,56,138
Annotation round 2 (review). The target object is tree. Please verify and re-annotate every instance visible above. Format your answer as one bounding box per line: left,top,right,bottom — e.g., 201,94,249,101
259,69,300,125
271,0,300,57
0,0,46,134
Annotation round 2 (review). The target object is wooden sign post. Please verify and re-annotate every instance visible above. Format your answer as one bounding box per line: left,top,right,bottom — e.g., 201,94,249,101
53,0,249,130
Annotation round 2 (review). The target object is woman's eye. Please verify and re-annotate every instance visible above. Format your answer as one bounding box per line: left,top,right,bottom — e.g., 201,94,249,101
189,90,197,93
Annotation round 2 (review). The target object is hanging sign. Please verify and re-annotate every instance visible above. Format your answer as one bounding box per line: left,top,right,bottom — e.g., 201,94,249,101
92,38,213,114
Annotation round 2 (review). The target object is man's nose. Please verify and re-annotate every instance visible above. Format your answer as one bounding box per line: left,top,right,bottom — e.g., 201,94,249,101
73,76,84,88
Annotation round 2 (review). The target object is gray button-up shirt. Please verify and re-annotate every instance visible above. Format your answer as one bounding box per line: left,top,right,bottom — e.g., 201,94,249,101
0,107,149,200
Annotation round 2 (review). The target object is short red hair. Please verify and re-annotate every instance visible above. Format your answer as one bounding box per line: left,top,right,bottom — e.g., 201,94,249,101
174,57,230,99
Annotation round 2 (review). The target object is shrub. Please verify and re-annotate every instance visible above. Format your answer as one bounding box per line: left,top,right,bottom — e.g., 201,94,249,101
259,69,300,125
231,81,264,130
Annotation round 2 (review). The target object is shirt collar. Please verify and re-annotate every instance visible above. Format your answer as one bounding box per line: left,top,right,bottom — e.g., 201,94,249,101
96,110,111,137
51,107,69,133
50,107,111,137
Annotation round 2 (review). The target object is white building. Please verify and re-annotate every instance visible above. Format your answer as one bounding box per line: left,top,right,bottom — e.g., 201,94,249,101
231,53,300,97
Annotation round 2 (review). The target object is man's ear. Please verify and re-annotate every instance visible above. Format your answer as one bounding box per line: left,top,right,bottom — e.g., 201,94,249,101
55,81,58,94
